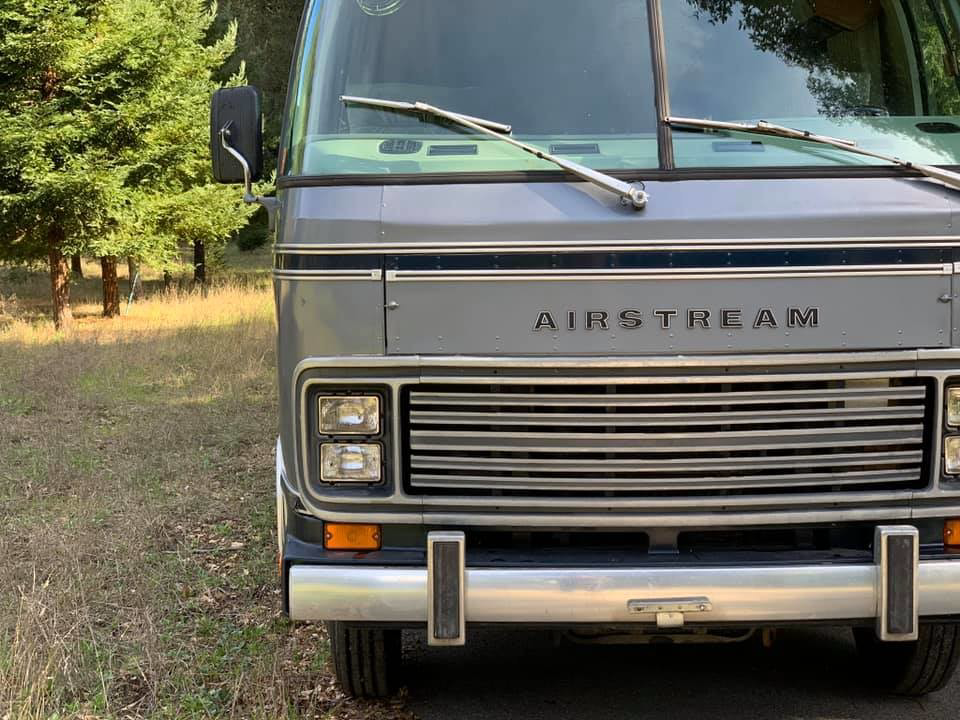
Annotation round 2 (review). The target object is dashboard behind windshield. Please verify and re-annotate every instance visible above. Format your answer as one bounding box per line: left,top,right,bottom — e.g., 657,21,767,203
282,0,960,177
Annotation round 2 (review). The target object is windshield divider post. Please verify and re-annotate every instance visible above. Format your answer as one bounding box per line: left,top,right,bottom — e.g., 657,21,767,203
647,0,674,170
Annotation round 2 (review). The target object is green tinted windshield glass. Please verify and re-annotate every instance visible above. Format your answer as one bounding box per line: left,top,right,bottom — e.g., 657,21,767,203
283,0,659,176
663,0,960,167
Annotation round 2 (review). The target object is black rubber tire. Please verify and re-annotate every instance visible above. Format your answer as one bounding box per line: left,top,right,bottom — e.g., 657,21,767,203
854,623,960,696
326,622,402,698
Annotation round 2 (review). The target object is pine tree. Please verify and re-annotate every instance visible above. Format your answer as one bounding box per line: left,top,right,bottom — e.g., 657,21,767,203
0,0,97,328
218,0,304,172
0,0,253,326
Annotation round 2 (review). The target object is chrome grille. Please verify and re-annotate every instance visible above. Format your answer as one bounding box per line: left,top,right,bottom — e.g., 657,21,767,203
403,379,930,495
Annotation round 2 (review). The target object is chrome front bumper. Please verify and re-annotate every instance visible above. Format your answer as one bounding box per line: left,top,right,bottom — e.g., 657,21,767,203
289,555,960,636
289,559,960,624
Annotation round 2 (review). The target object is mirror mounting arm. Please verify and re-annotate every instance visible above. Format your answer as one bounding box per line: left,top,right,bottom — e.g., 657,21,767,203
219,123,257,203
219,123,279,220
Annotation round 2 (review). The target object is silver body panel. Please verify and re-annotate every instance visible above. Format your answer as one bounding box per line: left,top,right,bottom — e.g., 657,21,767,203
275,277,384,358
273,177,960,527
385,271,951,354
290,177,953,248
287,560,960,624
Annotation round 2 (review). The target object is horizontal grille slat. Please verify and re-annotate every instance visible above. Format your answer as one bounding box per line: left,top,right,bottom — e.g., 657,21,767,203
410,386,925,407
410,425,923,452
410,450,923,474
402,379,930,497
410,406,923,427
409,469,920,492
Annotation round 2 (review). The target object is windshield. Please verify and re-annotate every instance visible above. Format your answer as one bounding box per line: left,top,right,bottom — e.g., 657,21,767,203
282,0,659,176
664,0,960,167
282,0,960,178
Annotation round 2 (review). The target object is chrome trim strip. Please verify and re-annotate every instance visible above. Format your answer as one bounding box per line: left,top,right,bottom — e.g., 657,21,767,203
275,236,960,255
415,371,919,385
296,506,917,528
411,423,923,442
287,559,960,624
410,386,926,406
276,437,288,559
410,426,923,453
919,348,960,361
423,490,919,509
385,264,952,282
410,450,922,473
273,269,383,281
412,488,918,511
411,406,923,426
409,468,919,492
292,351,930,373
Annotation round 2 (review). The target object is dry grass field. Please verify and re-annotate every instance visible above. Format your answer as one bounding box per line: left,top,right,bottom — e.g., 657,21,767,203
0,253,408,719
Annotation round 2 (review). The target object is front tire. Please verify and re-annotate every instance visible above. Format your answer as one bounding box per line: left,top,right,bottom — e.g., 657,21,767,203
326,622,402,697
854,623,960,696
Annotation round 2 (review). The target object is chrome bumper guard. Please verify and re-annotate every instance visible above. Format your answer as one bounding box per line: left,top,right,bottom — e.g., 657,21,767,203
288,527,960,646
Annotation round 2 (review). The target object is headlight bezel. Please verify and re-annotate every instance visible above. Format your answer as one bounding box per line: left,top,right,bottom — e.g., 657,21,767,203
306,387,390,491
943,383,960,482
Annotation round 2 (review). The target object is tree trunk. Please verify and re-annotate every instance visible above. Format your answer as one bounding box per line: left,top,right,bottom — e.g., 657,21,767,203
193,240,206,284
101,256,120,318
70,254,83,277
48,230,73,330
126,256,141,299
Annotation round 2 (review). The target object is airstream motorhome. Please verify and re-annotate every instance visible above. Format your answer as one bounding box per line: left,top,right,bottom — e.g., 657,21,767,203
212,0,960,698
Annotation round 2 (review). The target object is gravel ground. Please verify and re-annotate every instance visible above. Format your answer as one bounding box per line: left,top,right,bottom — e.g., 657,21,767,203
403,627,958,719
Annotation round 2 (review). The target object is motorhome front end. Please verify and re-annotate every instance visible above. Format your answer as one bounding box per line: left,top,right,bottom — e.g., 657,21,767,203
212,0,960,698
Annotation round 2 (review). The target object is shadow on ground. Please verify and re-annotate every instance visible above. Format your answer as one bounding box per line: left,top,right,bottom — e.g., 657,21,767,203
404,627,956,719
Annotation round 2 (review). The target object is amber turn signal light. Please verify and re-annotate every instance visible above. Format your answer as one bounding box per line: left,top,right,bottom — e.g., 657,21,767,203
324,523,381,551
946,519,960,549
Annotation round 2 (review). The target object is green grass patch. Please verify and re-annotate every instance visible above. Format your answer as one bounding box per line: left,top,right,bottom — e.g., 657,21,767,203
0,263,381,719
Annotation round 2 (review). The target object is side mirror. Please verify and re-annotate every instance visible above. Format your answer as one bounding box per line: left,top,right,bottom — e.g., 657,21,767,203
210,86,263,186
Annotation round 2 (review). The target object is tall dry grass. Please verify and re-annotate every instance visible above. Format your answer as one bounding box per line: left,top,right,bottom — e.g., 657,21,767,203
0,269,393,719
1,280,274,717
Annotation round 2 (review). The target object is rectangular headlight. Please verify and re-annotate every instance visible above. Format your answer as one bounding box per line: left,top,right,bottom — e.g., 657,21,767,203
945,435,960,475
321,443,382,483
948,388,960,427
319,396,380,435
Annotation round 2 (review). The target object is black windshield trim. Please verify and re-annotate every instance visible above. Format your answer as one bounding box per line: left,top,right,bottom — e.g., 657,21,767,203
276,164,960,188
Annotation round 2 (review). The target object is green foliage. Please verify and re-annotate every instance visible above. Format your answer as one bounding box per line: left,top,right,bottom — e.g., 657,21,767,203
236,206,270,251
0,0,254,272
217,0,304,171
687,0,960,118
916,1,960,116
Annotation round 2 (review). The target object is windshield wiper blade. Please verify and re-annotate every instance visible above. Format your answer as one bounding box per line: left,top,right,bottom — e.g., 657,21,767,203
666,116,960,192
342,95,649,209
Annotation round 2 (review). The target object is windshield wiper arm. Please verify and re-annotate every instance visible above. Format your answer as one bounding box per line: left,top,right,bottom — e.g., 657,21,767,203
342,95,649,209
666,116,960,193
